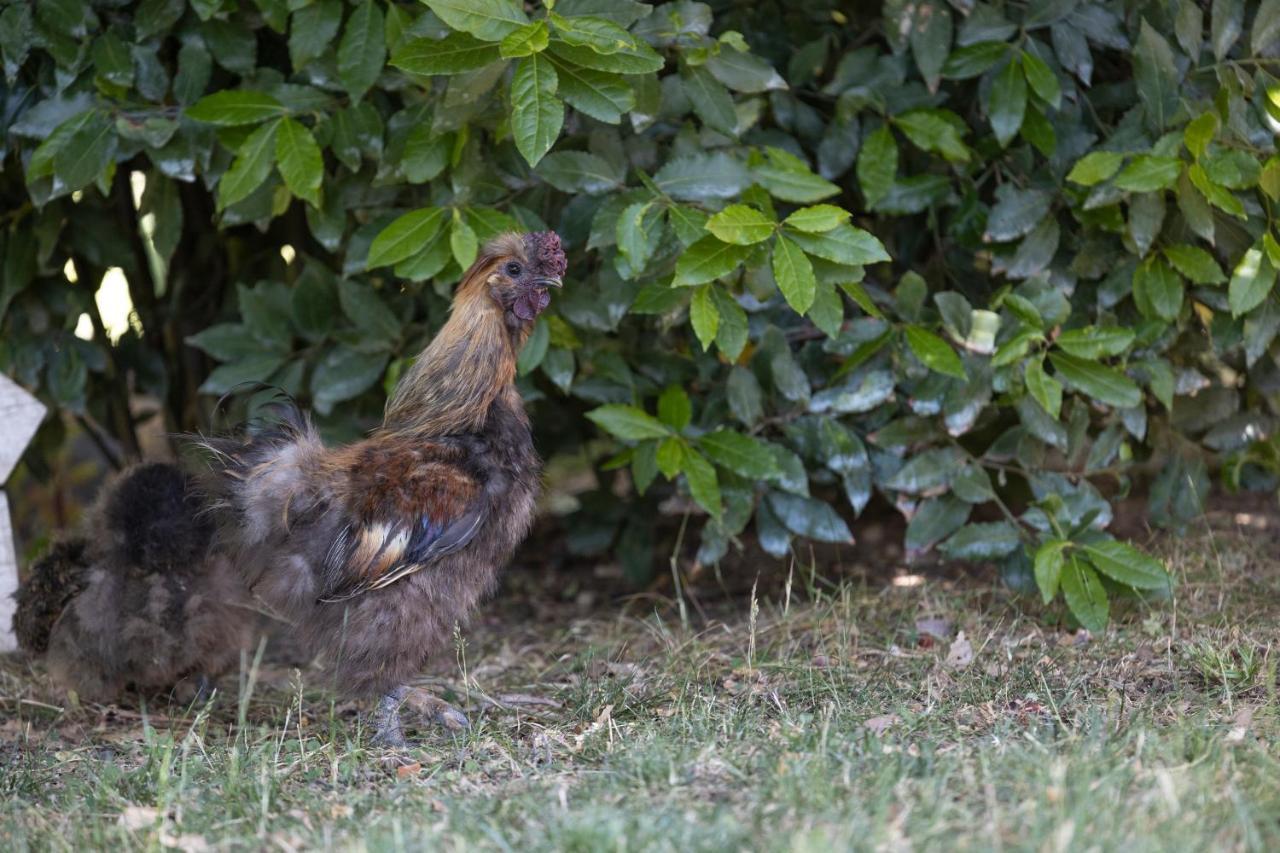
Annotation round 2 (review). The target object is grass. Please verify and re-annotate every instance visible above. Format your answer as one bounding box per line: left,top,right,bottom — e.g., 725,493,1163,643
3,505,1280,851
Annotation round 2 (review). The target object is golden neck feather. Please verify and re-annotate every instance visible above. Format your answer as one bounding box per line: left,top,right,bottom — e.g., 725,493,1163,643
382,268,529,436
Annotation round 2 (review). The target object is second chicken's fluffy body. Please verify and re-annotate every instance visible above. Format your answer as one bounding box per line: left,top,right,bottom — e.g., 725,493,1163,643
202,232,564,745
17,463,256,702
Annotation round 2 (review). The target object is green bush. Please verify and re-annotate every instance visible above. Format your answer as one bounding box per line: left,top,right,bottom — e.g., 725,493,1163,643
5,0,1279,629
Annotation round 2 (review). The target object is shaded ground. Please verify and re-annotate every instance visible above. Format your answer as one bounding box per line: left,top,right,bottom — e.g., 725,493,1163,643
3,500,1280,851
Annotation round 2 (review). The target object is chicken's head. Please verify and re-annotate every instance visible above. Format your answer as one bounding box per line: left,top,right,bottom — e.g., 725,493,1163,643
476,231,565,327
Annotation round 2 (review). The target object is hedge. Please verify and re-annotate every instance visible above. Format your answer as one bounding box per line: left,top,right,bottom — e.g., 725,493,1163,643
5,0,1280,628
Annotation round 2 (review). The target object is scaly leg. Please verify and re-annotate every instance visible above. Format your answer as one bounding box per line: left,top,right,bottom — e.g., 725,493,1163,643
370,685,410,748
193,673,214,703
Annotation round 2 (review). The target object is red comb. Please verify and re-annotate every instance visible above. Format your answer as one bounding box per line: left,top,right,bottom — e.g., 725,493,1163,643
526,231,567,279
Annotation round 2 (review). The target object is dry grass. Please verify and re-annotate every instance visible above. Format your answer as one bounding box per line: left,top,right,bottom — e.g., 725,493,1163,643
2,504,1280,851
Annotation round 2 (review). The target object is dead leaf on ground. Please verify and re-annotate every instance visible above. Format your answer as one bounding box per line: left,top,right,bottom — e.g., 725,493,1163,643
118,806,160,830
396,762,422,779
946,631,974,670
160,832,211,852
1227,706,1255,744
864,714,900,736
916,617,952,640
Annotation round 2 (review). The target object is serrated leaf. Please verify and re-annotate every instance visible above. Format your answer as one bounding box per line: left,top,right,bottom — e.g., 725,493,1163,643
857,125,897,209
1133,256,1184,322
682,64,738,136
698,430,780,478
689,285,719,350
675,236,749,286
586,404,671,440
772,235,817,314
1229,246,1277,317
1034,540,1067,604
657,385,691,431
511,54,563,167
1055,326,1135,359
1020,49,1060,109
391,32,502,75
500,20,549,58
1060,557,1108,632
551,60,634,123
546,36,663,74
1025,356,1063,418
938,521,1022,559
755,147,839,203
1067,150,1124,186
336,0,385,102
905,325,966,380
1163,244,1225,284
424,0,527,41
680,444,722,517
1113,155,1181,192
536,151,620,194
218,119,278,210
367,208,446,269
989,59,1027,146
549,12,635,54
275,117,323,208
1082,540,1170,590
766,492,853,543
1184,111,1218,160
187,90,287,125
706,204,775,245
1049,352,1142,408
783,205,849,233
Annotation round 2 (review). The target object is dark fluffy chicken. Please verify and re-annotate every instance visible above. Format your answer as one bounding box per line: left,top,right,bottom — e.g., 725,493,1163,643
12,463,256,702
201,232,563,746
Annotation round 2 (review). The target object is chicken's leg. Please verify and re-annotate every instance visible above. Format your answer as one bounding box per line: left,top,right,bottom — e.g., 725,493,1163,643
370,685,410,748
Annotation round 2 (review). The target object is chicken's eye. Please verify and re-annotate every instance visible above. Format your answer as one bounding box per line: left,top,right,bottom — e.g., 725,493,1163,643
505,262,523,277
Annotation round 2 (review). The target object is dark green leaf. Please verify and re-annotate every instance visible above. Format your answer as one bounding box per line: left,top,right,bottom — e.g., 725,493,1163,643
392,32,502,75
772,235,817,314
766,492,853,543
1049,352,1142,408
857,125,897,209
586,404,671,440
511,54,563,167
423,0,527,41
698,429,780,478
275,117,323,208
904,325,966,379
187,90,287,126
1082,540,1170,590
1060,557,1108,632
989,59,1027,146
1229,246,1277,317
368,208,447,269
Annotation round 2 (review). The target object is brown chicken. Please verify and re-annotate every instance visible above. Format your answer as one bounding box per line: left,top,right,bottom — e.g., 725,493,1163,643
13,462,256,702
199,231,564,746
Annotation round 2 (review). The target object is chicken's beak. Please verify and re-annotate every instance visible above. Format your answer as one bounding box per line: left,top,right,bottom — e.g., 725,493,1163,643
534,277,563,289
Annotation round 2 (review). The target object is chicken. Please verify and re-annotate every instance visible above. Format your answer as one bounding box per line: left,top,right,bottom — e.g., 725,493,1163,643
12,537,90,657
12,462,257,703
198,231,564,746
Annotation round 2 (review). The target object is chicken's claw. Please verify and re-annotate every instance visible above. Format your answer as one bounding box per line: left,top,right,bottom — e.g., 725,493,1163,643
404,686,470,731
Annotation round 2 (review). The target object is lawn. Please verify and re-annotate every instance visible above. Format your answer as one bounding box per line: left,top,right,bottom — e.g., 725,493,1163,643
3,503,1279,851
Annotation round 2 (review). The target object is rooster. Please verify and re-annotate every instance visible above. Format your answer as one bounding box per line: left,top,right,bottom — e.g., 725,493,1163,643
200,231,564,746
13,463,256,702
